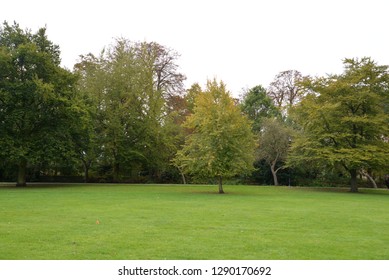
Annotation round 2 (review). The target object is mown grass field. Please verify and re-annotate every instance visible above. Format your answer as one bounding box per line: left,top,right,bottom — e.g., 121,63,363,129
1,184,389,260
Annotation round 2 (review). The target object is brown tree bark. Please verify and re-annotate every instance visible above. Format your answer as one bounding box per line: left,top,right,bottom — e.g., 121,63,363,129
218,176,224,194
270,159,282,186
350,169,358,192
113,162,120,183
16,159,27,187
81,159,91,183
359,169,377,189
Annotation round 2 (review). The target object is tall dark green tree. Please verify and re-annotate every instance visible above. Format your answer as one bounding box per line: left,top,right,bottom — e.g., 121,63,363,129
240,85,280,132
288,57,389,192
0,22,79,186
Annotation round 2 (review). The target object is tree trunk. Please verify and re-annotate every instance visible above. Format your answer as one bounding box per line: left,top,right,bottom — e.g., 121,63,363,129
175,166,187,184
359,169,377,189
218,176,224,194
270,162,279,186
16,159,27,187
113,162,120,183
350,169,358,193
85,166,89,183
82,159,90,183
180,170,186,184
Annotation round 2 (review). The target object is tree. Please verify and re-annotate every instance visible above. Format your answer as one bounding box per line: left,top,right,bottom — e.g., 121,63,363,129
74,39,186,182
288,57,389,192
240,85,280,132
175,79,256,193
137,41,186,97
73,53,106,182
257,118,291,186
185,82,202,113
135,41,186,180
267,70,303,114
0,21,79,186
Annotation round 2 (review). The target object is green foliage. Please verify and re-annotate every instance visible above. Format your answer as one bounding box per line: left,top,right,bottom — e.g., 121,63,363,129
240,85,280,132
2,22,388,188
288,57,389,192
185,82,203,113
74,39,186,182
257,118,292,186
0,21,79,186
175,79,256,192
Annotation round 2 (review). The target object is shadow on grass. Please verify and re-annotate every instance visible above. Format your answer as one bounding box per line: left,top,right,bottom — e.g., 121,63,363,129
289,186,389,196
0,182,94,190
1,182,388,197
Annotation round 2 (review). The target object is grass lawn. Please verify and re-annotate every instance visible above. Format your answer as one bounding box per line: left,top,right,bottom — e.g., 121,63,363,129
0,183,389,260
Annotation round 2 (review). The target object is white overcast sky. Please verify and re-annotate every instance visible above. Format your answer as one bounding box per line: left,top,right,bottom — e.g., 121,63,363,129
2,0,389,96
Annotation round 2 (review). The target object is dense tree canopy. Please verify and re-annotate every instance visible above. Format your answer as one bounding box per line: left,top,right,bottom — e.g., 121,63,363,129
174,79,256,193
74,39,186,182
1,22,388,190
240,85,280,132
288,58,389,192
0,21,80,186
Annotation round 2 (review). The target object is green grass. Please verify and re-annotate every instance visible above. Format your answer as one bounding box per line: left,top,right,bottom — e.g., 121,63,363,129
1,183,389,260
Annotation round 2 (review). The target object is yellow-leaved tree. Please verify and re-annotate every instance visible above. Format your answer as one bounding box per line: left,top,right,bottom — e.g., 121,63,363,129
174,79,256,193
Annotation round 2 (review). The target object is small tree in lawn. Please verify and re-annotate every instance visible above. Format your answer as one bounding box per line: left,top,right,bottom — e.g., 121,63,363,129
174,79,256,193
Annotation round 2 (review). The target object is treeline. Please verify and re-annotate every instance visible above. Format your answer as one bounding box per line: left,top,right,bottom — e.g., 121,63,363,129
0,22,388,191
